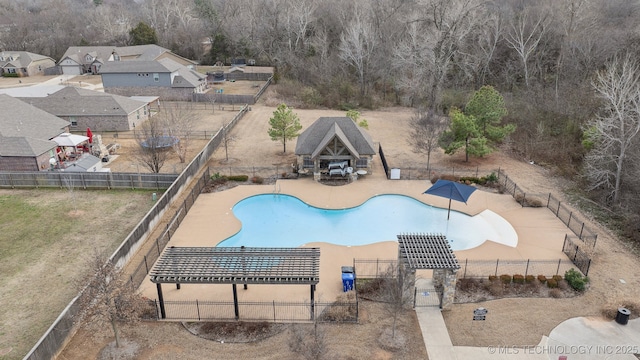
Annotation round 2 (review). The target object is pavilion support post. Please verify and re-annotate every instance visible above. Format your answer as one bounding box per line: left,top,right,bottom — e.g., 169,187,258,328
176,283,180,290
233,284,239,320
310,285,315,321
156,283,166,319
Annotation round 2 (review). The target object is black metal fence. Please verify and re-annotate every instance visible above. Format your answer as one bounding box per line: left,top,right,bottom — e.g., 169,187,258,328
547,194,598,247
0,171,178,189
458,258,582,278
127,170,210,287
562,235,592,276
353,258,397,278
154,299,358,323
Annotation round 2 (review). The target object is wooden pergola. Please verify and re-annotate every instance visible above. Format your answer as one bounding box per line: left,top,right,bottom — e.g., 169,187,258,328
397,233,460,270
150,246,320,319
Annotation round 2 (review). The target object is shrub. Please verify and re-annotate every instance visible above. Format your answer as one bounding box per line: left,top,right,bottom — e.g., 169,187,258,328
251,176,264,184
499,274,512,284
458,278,480,292
488,275,498,282
552,275,563,282
525,275,535,283
227,175,249,182
549,288,563,298
564,268,589,292
210,173,228,185
537,275,547,283
547,279,558,288
513,274,525,284
488,282,504,296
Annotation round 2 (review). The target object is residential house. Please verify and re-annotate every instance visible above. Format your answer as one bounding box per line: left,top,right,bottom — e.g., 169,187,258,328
0,51,56,77
58,44,197,76
23,86,155,132
295,117,376,181
99,58,207,100
0,94,70,171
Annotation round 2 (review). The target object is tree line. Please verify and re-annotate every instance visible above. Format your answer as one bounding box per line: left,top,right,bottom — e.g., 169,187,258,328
2,0,640,239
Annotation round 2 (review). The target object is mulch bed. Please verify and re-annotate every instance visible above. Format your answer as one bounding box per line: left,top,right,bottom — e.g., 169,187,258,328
454,277,584,303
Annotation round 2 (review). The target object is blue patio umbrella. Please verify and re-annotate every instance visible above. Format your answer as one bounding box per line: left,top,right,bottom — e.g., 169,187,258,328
423,179,477,220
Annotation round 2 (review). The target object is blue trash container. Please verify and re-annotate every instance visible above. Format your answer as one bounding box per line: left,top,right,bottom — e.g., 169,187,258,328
342,272,354,292
341,266,355,292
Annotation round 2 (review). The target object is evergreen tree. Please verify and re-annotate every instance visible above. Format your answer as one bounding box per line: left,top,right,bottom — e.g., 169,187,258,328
129,22,158,45
268,104,302,153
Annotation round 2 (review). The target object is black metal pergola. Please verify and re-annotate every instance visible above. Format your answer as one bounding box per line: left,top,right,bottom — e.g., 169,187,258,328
150,246,320,319
397,233,460,270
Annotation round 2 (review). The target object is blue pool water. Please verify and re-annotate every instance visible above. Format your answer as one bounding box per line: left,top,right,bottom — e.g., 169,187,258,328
217,194,510,251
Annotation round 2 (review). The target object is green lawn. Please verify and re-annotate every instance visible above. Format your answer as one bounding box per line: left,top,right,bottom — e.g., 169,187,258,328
0,189,157,360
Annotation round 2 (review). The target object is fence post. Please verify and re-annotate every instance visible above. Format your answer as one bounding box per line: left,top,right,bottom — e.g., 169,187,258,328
196,300,201,321
557,259,561,275
524,259,530,277
557,201,561,216
562,235,567,252
273,301,276,322
144,255,149,273
495,259,499,276
579,223,584,239
567,212,573,228
584,259,591,276
547,193,551,208
156,237,161,255
463,259,468,279
573,246,579,262
521,194,526,207
413,287,417,308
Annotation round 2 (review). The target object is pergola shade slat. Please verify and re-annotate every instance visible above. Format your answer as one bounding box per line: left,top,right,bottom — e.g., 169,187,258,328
150,246,320,285
397,233,460,270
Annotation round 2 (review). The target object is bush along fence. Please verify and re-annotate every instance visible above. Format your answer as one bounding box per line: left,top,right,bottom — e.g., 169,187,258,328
149,298,358,323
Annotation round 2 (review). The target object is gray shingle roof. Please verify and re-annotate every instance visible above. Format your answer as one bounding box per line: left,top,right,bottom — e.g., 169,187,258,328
23,87,147,116
295,117,376,157
0,136,57,156
0,51,55,68
0,94,69,139
59,46,116,65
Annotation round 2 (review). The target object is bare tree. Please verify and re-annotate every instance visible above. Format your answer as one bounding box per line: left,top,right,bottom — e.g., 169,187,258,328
221,122,236,162
408,108,447,173
288,322,327,360
583,53,640,205
338,2,377,97
161,103,199,164
77,252,147,348
134,115,170,173
505,5,549,87
379,262,416,339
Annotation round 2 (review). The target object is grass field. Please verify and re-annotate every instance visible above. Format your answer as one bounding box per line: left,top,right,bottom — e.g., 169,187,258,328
0,189,157,359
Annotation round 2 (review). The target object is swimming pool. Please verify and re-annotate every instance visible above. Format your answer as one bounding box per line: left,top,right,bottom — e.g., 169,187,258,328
217,194,517,251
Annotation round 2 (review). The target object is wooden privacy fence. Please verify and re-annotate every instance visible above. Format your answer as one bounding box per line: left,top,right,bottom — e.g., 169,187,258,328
0,171,178,189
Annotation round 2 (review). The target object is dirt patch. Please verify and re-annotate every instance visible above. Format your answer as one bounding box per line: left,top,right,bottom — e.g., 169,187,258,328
183,321,286,343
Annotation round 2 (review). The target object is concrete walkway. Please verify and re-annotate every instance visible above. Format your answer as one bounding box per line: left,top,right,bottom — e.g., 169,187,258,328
415,301,640,360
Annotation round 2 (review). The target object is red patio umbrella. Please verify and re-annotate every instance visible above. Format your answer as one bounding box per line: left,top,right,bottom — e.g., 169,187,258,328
86,128,93,143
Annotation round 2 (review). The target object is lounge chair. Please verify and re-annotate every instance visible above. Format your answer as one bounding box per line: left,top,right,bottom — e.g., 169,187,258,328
328,161,348,170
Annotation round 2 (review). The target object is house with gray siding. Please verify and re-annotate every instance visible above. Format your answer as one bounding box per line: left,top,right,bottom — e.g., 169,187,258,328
0,95,70,171
22,87,155,132
99,58,206,100
58,44,197,76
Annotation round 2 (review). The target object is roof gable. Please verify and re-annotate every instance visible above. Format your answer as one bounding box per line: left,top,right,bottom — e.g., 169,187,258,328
295,117,375,157
0,94,69,139
311,123,360,159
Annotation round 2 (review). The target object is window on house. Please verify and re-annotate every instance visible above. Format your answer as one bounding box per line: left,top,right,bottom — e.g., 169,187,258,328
70,117,77,127
38,65,42,71
85,55,93,61
113,54,120,61
303,157,313,168
356,159,368,168
137,110,140,119
0,57,4,61
153,73,159,82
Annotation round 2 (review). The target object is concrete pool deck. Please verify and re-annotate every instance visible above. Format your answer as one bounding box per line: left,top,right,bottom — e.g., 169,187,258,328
138,169,572,304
